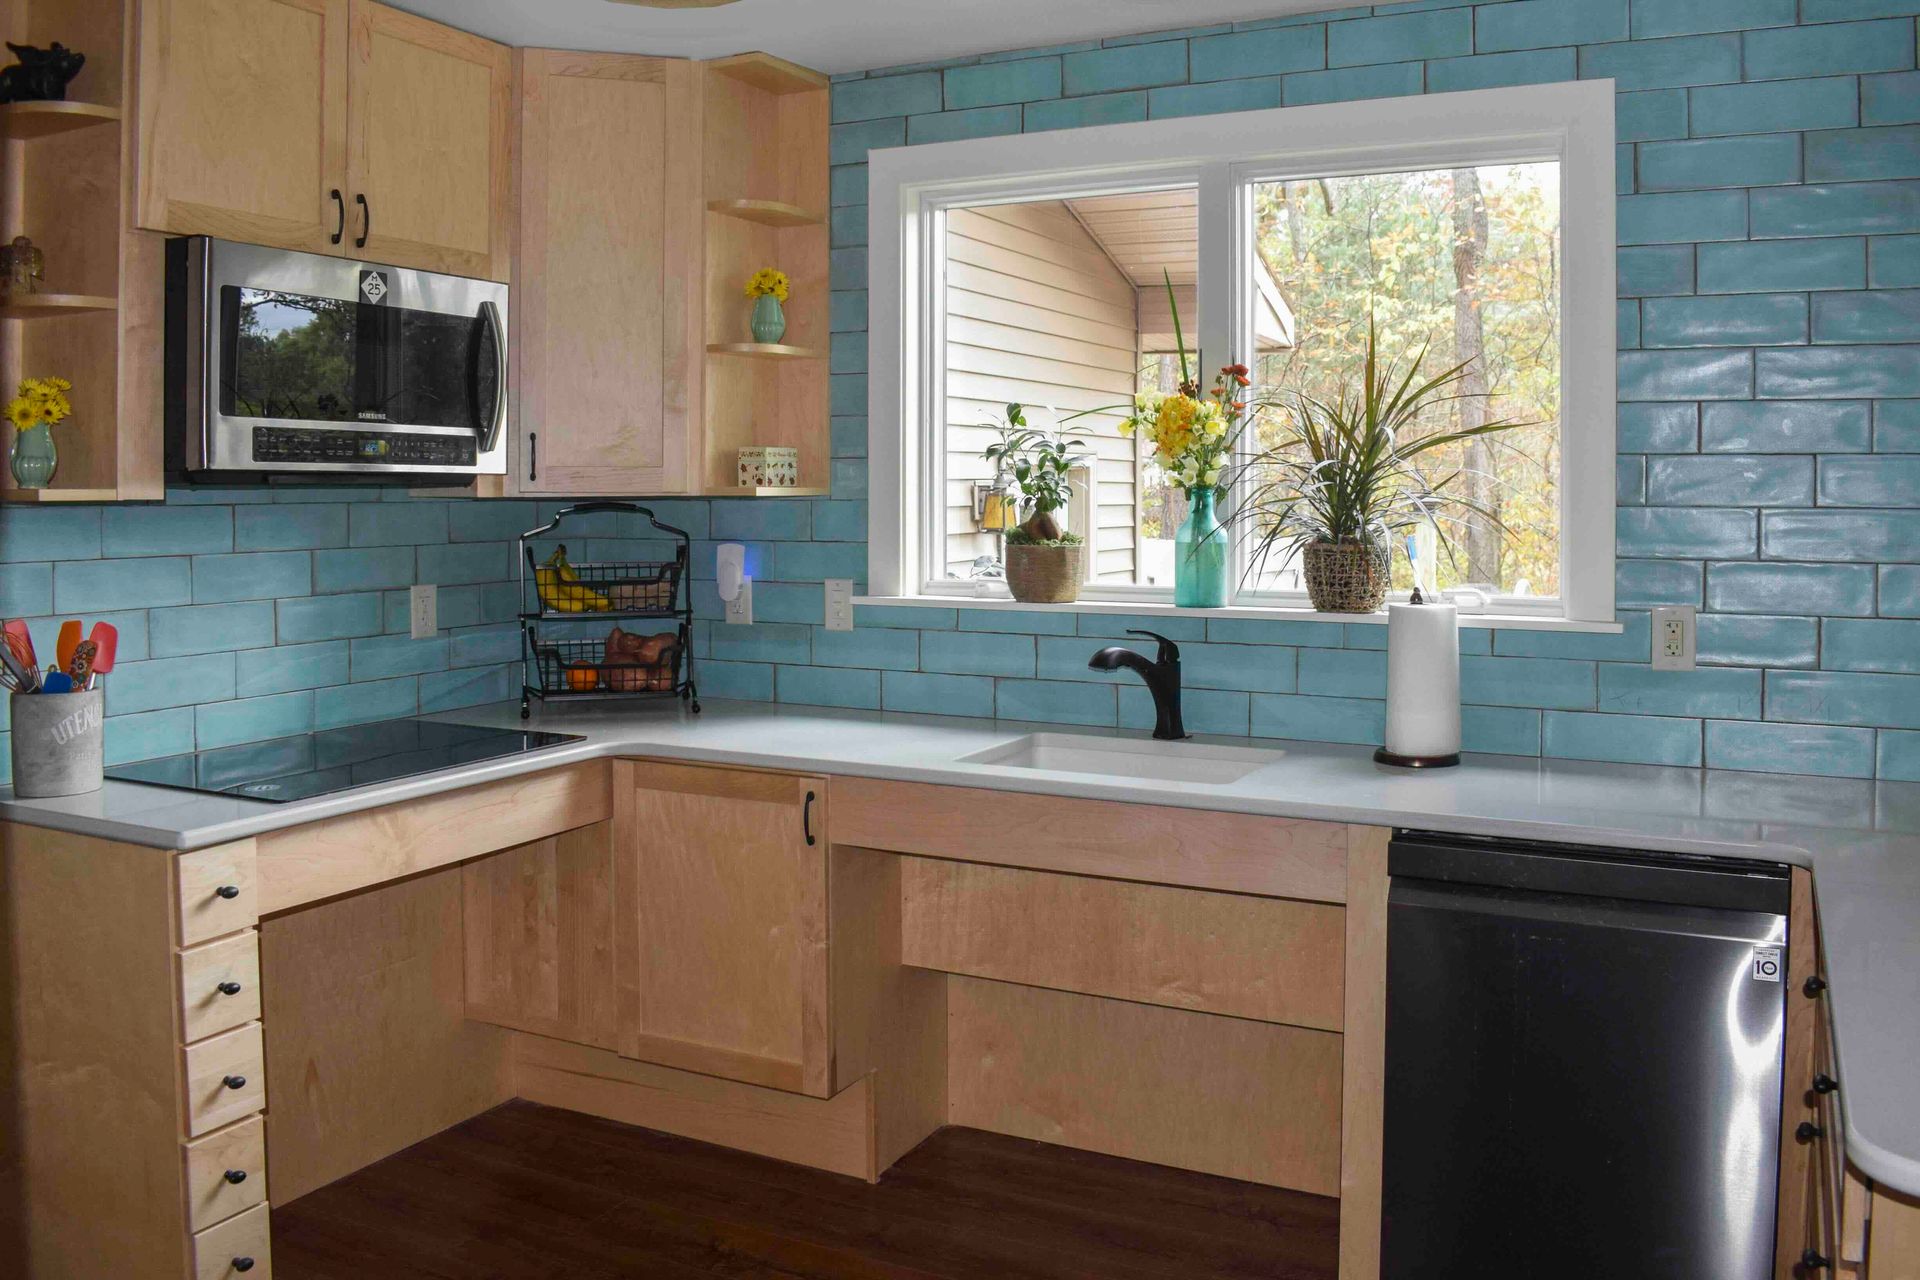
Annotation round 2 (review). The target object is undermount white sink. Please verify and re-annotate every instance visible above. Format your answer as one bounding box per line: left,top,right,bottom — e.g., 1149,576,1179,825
959,733,1286,785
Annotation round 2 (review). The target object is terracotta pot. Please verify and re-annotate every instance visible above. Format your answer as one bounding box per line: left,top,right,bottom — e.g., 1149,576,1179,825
1302,539,1391,613
1005,543,1083,604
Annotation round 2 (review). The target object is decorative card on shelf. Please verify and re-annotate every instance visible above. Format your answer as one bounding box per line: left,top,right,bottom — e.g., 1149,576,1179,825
737,446,799,488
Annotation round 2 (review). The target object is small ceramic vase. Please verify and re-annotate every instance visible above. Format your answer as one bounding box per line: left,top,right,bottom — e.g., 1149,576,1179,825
751,294,787,345
9,422,57,489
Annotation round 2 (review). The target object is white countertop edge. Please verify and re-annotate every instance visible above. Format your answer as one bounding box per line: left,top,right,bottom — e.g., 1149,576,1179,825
3,698,1917,1197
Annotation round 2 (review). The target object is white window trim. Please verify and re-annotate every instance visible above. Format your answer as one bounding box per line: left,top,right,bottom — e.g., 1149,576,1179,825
868,80,1617,623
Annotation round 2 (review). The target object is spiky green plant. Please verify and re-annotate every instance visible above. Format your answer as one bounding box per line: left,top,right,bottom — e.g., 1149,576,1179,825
1237,321,1523,578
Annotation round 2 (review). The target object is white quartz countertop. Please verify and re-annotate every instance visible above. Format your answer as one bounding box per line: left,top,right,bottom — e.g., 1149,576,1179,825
5,699,1918,1195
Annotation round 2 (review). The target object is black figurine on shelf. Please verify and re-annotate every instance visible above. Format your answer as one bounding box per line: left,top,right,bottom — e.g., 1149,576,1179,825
0,42,86,104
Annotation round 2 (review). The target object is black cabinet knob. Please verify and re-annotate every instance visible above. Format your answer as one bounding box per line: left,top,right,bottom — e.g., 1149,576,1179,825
221,1074,247,1091
1796,1121,1824,1142
223,1168,248,1185
233,1258,256,1273
1800,1248,1830,1271
1813,1074,1839,1095
215,885,241,900
217,981,243,997
1804,974,1828,997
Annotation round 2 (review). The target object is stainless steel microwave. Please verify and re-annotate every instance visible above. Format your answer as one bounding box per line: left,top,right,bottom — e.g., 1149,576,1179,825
167,238,508,480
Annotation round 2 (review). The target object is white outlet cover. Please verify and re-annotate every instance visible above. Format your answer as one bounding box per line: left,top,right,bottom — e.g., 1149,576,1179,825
824,579,854,632
1650,604,1695,671
409,583,437,640
724,578,754,626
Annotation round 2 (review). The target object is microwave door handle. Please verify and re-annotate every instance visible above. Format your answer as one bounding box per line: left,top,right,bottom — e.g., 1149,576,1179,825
477,299,507,456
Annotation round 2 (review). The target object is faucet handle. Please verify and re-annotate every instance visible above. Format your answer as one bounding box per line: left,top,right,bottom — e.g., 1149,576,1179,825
1125,629,1181,665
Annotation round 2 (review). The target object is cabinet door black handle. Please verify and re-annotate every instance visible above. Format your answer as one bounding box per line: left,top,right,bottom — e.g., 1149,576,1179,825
222,1074,247,1091
223,1169,248,1185
1796,1121,1824,1142
354,193,369,249
1804,975,1828,997
215,885,241,900
1800,1249,1830,1271
803,791,816,847
330,188,345,245
217,981,243,997
1813,1073,1839,1095
528,432,538,482
233,1258,256,1273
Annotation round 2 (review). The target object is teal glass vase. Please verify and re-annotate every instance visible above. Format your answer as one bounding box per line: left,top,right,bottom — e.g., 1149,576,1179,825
750,294,787,344
1173,486,1229,608
8,422,57,490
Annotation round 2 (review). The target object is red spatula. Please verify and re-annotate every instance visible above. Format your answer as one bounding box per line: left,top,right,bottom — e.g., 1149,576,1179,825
83,620,118,687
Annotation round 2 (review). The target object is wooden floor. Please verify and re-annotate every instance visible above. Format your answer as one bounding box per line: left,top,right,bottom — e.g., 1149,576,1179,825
271,1100,1340,1279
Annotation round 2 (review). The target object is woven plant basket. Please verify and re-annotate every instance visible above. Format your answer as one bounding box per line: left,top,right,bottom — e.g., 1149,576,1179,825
1005,543,1084,604
1302,539,1392,613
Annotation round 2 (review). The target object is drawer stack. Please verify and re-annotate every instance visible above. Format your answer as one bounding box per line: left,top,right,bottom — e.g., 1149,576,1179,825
174,842,272,1279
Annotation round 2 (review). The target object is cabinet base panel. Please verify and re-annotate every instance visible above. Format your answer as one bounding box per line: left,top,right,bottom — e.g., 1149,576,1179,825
511,1033,874,1180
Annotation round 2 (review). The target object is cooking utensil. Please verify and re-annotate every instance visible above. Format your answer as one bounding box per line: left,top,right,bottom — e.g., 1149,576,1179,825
5,618,37,669
86,621,118,678
68,639,98,686
41,672,74,693
0,636,33,691
55,619,82,673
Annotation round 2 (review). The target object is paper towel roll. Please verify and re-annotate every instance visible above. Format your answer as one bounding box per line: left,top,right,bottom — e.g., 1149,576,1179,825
1382,601,1461,764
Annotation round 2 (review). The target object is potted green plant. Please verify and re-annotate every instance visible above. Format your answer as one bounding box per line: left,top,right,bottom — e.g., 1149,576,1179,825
983,404,1091,604
1239,324,1521,613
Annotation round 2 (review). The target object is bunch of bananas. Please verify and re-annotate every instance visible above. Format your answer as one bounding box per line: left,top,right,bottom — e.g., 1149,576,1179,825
535,546,611,613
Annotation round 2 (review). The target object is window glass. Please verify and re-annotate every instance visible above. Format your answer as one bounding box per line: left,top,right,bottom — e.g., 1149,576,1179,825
1245,163,1562,600
938,187,1198,588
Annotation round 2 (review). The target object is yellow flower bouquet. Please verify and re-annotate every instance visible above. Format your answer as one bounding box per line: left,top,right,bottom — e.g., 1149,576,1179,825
743,268,789,302
6,375,71,431
1117,279,1254,498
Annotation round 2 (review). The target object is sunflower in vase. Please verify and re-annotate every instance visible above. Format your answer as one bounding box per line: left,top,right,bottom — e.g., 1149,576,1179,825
1118,277,1263,608
6,375,71,490
743,267,790,345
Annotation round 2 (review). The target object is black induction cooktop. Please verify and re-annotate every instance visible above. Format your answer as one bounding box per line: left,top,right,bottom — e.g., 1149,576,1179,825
105,718,583,803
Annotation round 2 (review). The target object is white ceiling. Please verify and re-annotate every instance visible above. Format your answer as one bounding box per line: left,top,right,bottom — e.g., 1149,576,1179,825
388,0,1339,76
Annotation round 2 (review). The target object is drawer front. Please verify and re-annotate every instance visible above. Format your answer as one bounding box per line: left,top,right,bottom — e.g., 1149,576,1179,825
191,1201,271,1280
184,1023,266,1138
900,855,1347,1031
184,1116,267,1232
178,843,259,947
179,933,262,1043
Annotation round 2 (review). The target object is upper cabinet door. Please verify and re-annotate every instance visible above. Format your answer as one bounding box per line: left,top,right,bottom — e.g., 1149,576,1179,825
137,0,349,251
514,52,698,495
346,1,510,280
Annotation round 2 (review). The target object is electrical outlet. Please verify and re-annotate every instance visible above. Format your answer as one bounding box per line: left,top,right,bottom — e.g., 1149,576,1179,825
724,578,753,626
409,584,437,640
824,579,854,632
1651,605,1695,671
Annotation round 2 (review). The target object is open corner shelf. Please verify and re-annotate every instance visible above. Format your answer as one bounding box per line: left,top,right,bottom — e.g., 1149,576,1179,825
0,293,118,319
705,198,824,228
705,342,824,361
705,52,827,96
699,485,831,499
0,100,122,140
1,486,121,503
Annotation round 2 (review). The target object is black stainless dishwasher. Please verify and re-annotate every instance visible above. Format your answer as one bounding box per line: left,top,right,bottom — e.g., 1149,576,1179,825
1382,831,1792,1279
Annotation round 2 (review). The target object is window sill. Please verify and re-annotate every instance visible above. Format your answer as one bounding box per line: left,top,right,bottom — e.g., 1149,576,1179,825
854,595,1624,634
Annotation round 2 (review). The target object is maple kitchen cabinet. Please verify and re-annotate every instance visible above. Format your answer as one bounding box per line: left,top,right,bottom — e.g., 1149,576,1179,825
135,0,510,280
511,51,700,494
612,761,834,1097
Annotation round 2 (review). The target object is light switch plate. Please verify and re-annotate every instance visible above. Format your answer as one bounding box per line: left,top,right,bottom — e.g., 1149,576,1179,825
409,584,437,639
824,579,854,631
1651,604,1694,671
724,578,754,626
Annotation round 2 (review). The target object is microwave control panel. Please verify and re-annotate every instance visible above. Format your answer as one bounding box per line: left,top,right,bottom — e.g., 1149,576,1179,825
252,426,477,467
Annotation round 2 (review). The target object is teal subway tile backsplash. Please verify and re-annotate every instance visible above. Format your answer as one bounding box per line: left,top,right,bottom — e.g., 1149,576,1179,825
2,2,1917,779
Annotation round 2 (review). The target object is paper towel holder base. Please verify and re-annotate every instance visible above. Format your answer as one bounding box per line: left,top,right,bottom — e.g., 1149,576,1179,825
1373,747,1461,769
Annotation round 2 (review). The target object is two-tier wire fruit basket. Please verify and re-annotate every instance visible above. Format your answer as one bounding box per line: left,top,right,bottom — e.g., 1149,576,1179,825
517,502,699,718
